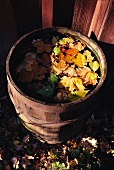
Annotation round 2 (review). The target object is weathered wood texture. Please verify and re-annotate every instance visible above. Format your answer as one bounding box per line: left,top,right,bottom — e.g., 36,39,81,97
100,1,114,44
72,0,97,35
88,0,113,41
42,0,53,27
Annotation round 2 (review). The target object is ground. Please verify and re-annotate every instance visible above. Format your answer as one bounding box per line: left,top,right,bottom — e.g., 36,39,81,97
0,61,114,170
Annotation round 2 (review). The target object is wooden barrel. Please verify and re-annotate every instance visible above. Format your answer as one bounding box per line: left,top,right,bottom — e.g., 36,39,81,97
6,27,107,144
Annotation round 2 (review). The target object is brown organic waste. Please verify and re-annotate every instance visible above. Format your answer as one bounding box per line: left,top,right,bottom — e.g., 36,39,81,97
15,33,100,103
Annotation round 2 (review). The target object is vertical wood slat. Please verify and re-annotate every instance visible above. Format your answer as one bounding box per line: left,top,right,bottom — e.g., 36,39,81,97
72,0,97,35
88,0,113,39
100,1,114,44
42,0,53,27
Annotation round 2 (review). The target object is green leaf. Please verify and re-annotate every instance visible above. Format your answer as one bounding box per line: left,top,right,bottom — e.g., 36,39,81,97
52,161,59,168
13,140,20,145
48,73,59,87
59,163,66,169
73,90,89,98
53,46,60,55
69,90,89,101
69,93,82,102
37,85,54,98
89,61,100,72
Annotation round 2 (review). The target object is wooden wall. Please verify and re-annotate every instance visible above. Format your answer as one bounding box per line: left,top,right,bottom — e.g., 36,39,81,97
0,0,114,65
100,1,114,44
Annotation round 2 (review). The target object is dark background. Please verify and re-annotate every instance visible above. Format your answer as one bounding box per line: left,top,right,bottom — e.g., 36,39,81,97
0,0,114,65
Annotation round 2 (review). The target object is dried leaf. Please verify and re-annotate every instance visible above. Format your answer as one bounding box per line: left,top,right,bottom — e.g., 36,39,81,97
72,53,87,67
42,53,51,65
58,76,71,88
52,60,68,75
72,77,85,91
11,157,20,169
33,40,44,48
63,54,74,63
83,50,94,62
25,154,34,160
25,63,33,71
0,149,3,160
21,157,31,169
22,135,30,143
65,48,79,56
84,71,98,86
58,52,64,60
59,37,74,45
25,52,37,59
18,62,38,82
44,44,52,53
63,66,77,77
36,46,45,53
69,41,86,51
76,66,91,79
33,40,52,53
81,137,98,148
16,33,100,103
37,66,48,75
69,159,78,169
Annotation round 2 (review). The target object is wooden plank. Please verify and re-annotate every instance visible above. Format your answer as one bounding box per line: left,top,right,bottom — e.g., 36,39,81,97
53,0,75,28
100,1,114,44
88,0,113,39
72,0,97,35
42,0,53,27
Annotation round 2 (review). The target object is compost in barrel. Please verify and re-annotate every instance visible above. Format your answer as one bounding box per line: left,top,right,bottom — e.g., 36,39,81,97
6,27,107,144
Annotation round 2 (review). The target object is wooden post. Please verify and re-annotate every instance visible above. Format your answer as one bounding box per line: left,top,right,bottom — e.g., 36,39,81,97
88,0,113,39
42,0,53,27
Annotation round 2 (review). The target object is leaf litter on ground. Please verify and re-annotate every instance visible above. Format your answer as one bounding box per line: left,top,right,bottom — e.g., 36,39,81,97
0,88,114,170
